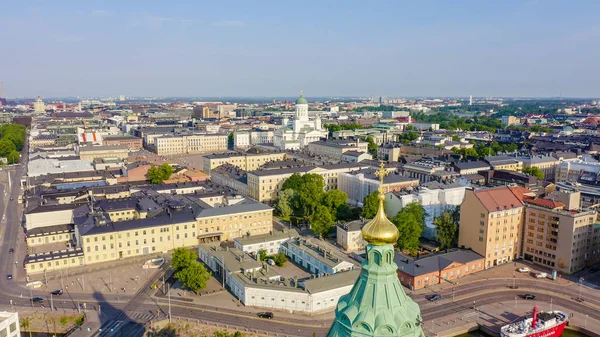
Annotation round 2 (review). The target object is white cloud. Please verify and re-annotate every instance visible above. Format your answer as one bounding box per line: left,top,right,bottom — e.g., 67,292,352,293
213,20,246,27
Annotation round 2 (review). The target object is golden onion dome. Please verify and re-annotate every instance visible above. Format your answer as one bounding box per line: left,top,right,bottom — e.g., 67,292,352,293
361,163,399,245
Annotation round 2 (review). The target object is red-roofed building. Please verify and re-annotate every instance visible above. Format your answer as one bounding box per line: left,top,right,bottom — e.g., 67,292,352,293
459,187,525,268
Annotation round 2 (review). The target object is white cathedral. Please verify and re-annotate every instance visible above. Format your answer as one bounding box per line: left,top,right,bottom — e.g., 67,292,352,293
273,92,328,150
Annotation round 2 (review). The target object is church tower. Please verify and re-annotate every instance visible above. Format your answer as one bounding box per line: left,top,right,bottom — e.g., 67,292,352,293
295,90,309,121
326,163,425,337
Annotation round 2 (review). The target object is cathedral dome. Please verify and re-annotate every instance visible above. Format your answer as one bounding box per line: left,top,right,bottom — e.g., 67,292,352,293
296,94,308,105
361,192,399,245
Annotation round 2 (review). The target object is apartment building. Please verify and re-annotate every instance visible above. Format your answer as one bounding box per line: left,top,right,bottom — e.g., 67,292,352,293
234,229,299,255
518,154,560,181
458,187,524,268
281,238,355,275
403,158,457,183
154,133,228,155
522,191,598,274
202,150,286,174
233,130,275,149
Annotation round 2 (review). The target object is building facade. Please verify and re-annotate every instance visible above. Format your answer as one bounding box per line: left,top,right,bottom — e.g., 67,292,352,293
154,133,228,155
273,93,328,150
458,187,524,268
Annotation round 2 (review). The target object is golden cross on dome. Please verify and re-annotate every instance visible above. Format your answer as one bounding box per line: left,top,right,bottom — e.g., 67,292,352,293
375,162,388,193
300,89,303,96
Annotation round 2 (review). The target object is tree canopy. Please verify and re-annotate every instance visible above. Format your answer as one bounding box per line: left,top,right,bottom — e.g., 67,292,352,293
174,261,211,293
147,163,174,184
391,202,426,254
362,190,382,219
310,205,334,238
523,166,544,179
434,210,459,250
172,248,198,272
275,189,297,220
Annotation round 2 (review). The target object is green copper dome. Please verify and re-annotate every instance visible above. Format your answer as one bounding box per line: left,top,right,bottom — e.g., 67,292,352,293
326,244,425,337
296,94,308,105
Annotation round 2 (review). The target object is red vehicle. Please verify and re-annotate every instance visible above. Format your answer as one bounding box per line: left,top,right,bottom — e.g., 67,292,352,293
500,306,568,337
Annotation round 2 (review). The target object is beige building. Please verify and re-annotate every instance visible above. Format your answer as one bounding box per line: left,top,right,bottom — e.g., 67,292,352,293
522,191,597,274
202,150,286,174
154,133,228,155
79,145,130,160
484,155,523,172
307,139,368,161
458,187,524,268
336,220,367,252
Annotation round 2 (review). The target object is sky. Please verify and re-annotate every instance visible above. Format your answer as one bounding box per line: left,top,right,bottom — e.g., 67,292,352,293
1,0,600,98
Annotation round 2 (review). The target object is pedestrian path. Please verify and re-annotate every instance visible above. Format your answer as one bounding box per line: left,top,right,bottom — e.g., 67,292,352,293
99,306,157,323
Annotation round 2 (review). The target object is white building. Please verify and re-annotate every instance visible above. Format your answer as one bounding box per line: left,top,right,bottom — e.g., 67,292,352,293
0,311,20,337
385,180,470,240
234,229,299,255
273,93,328,150
198,243,359,314
234,130,275,149
33,96,45,113
281,238,355,275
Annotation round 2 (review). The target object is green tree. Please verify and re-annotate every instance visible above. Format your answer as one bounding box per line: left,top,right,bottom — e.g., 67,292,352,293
228,132,234,149
336,204,354,221
272,252,287,267
361,136,378,157
147,163,174,183
172,248,198,272
323,189,348,219
276,189,296,220
281,173,304,191
258,249,267,261
310,205,333,238
20,317,32,337
0,139,16,158
433,210,459,249
362,190,382,219
392,211,422,254
523,166,544,179
298,174,325,216
6,150,19,164
174,260,211,293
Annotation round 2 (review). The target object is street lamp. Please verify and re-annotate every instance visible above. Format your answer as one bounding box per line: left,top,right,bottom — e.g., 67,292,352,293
515,296,517,310
579,277,584,301
585,314,588,327
452,288,455,301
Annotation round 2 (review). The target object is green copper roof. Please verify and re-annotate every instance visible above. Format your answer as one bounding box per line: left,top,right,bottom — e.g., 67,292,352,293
326,244,425,337
296,95,308,105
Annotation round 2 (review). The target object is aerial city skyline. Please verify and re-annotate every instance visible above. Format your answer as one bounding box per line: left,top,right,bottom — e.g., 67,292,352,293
2,1,600,337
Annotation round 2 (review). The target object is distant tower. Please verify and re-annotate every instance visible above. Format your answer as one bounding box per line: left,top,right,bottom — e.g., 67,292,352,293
469,95,473,106
119,94,125,101
33,96,45,113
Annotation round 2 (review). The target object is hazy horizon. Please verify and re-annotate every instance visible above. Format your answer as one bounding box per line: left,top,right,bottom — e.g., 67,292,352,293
2,1,600,98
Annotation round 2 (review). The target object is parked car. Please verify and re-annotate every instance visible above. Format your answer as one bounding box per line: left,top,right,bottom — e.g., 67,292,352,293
267,259,275,266
51,289,63,296
31,297,44,303
523,294,536,300
257,312,274,319
518,267,531,273
8,248,14,254
536,272,547,279
426,294,441,302
6,274,12,280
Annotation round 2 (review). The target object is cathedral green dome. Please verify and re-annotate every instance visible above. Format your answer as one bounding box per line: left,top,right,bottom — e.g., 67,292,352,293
296,95,308,105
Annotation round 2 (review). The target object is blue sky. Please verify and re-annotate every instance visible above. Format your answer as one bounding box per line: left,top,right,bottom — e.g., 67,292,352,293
1,0,599,98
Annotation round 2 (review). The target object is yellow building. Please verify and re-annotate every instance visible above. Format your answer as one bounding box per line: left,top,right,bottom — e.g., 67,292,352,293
154,134,228,155
202,150,286,173
484,155,523,172
336,220,367,252
458,187,524,268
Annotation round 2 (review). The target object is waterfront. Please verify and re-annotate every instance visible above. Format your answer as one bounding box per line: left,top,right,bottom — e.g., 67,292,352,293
456,329,590,337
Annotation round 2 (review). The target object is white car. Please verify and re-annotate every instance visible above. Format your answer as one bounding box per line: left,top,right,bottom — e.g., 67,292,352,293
518,267,531,273
536,272,547,279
